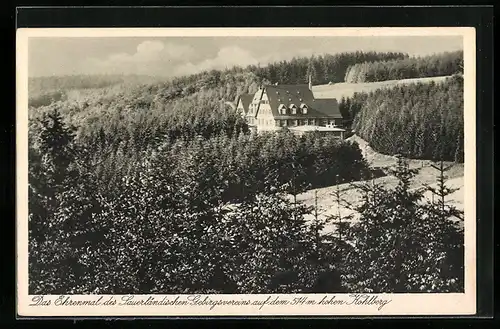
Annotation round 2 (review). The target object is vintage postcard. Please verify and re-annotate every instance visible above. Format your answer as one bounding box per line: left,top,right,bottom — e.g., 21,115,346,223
16,27,476,317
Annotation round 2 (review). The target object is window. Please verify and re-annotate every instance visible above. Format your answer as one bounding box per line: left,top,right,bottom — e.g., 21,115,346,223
290,104,297,114
279,104,287,115
292,120,298,126
300,119,307,126
300,103,308,114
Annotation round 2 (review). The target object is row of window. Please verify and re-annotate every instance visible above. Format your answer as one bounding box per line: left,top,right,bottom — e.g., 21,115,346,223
249,102,309,115
277,119,337,127
279,103,308,115
280,108,306,115
248,118,339,127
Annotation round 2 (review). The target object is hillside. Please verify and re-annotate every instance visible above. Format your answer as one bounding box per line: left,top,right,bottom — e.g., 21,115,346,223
295,135,464,233
312,75,451,100
344,50,463,83
28,50,466,294
28,74,169,95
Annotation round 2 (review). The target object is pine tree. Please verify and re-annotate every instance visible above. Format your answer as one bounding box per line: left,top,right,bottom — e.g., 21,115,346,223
222,188,317,293
29,108,103,294
29,108,80,242
342,154,464,293
454,129,464,163
423,160,465,291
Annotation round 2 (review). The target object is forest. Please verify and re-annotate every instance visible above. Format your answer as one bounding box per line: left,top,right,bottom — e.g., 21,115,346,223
28,74,167,95
344,50,463,83
249,51,408,85
339,74,464,162
27,50,465,295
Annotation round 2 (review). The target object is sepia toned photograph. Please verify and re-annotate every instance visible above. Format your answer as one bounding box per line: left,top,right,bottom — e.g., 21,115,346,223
16,27,476,317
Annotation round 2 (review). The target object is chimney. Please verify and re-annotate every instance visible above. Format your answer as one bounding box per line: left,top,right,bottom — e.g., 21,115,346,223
308,74,312,90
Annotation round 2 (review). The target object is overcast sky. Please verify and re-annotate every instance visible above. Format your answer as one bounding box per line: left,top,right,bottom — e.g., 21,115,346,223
28,36,463,78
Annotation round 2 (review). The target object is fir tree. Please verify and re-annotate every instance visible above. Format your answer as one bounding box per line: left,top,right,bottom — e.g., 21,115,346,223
423,160,465,291
342,155,464,292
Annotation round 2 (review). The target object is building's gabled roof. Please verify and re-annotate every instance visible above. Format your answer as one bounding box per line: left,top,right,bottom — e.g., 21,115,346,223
236,94,254,114
263,84,342,119
311,98,342,118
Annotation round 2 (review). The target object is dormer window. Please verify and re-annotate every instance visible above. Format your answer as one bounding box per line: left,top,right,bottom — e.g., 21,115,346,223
278,104,287,115
300,103,308,114
289,104,297,115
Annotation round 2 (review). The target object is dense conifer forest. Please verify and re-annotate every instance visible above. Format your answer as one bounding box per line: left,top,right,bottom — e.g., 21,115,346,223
344,51,463,83
27,51,465,294
338,74,464,162
250,51,408,85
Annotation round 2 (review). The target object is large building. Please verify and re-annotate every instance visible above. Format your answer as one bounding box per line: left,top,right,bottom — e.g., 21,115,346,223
235,78,345,139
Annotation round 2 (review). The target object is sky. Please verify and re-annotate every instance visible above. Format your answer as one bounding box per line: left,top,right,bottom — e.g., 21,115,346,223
28,36,463,78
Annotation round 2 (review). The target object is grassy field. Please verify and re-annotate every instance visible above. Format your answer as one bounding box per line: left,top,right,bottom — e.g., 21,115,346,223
312,75,452,100
294,135,464,234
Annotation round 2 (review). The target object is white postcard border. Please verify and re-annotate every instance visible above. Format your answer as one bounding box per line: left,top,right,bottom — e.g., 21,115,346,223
16,27,477,317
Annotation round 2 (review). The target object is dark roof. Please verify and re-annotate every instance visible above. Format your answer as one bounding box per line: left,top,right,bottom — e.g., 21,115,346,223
312,98,342,118
263,84,342,119
237,94,254,114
